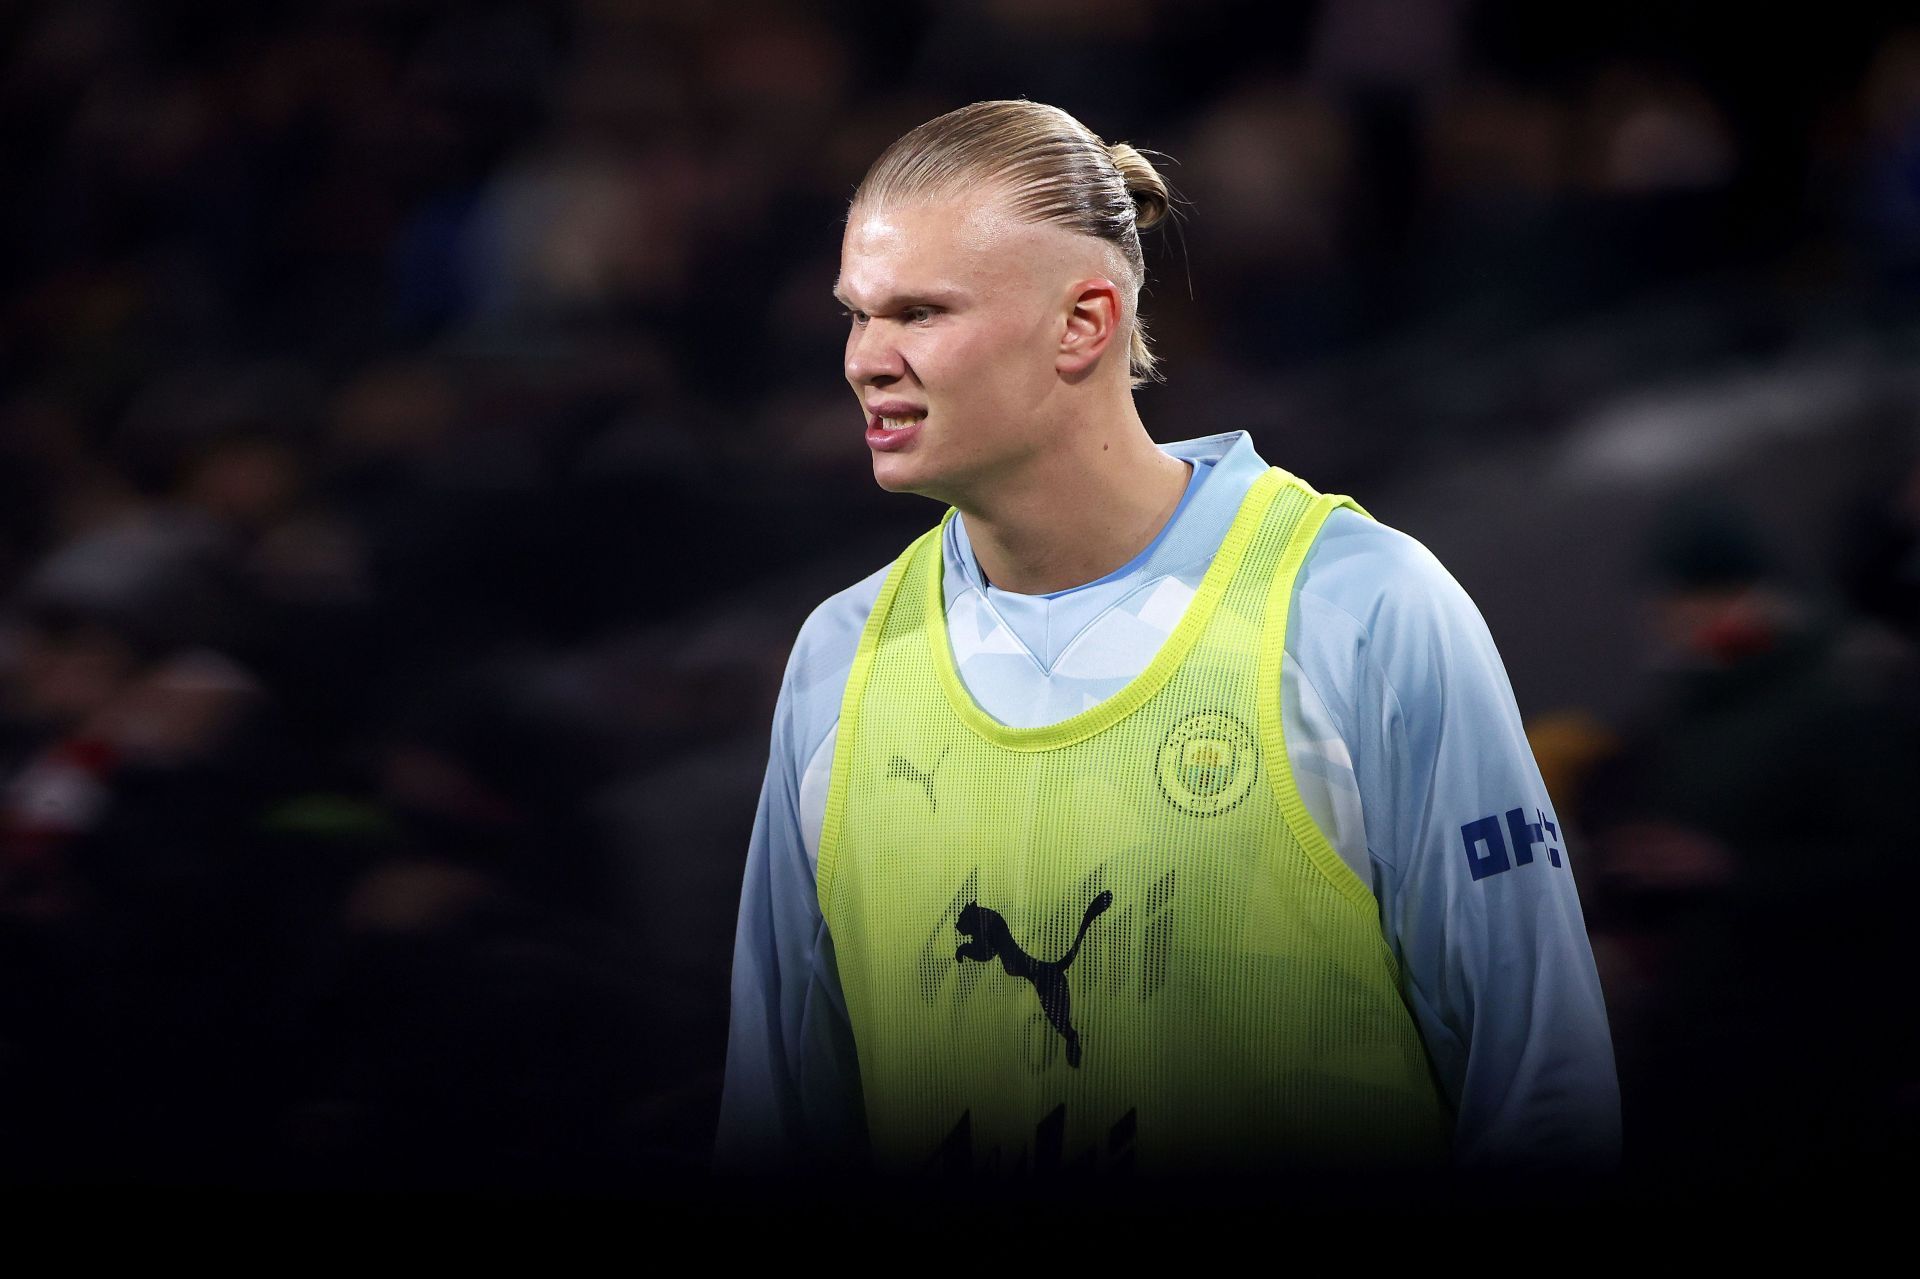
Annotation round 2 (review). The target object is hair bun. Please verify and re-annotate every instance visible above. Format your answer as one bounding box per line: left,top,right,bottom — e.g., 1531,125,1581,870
1107,141,1170,231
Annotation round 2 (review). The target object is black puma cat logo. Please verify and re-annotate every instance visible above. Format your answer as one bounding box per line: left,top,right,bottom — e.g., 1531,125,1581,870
955,890,1114,1067
886,744,950,811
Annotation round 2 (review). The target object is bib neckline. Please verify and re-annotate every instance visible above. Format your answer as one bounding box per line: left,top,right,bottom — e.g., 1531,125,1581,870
924,467,1288,752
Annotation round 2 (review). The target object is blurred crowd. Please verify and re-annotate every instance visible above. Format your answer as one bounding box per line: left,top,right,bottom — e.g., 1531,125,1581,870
1,0,1918,1196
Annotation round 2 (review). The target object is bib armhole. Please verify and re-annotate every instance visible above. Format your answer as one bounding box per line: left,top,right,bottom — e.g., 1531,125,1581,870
1256,488,1400,975
816,522,943,916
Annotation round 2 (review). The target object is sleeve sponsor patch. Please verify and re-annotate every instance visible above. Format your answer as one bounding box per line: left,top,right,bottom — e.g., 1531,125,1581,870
1460,807,1563,882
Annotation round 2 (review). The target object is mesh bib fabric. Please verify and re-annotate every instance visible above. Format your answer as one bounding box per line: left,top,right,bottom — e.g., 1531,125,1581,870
818,468,1453,1175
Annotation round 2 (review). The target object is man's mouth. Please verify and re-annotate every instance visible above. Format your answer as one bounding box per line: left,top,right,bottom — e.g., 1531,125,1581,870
866,410,925,453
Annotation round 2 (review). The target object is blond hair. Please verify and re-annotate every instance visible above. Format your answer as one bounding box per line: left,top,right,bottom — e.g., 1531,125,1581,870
852,100,1174,387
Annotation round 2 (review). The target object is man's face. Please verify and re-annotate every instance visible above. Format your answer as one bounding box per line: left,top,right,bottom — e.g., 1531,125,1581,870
834,190,1084,503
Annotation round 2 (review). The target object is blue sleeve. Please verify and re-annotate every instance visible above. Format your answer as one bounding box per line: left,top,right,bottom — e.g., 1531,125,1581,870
1302,512,1623,1171
714,580,880,1174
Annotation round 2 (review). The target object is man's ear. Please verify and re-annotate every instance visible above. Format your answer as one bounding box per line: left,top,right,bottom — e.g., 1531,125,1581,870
1057,278,1122,376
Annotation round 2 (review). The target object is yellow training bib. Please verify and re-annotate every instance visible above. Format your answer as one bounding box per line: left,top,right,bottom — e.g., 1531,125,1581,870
819,468,1452,1175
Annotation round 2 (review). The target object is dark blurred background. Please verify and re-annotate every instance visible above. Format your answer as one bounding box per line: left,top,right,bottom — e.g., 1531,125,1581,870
1,0,1917,1204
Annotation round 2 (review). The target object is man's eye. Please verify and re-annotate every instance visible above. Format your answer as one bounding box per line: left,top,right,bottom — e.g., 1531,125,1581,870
840,308,868,326
902,306,934,324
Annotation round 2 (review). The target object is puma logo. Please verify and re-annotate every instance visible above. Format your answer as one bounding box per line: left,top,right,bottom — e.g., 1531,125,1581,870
955,890,1114,1067
886,744,950,811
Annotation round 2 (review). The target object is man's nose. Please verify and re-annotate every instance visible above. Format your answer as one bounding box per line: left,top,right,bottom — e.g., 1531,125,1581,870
845,323,903,386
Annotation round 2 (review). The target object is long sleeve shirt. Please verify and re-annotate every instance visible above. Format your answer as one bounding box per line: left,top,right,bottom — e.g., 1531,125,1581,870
716,430,1621,1173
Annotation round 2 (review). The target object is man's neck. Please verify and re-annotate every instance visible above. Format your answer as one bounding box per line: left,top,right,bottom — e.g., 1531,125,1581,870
960,425,1194,596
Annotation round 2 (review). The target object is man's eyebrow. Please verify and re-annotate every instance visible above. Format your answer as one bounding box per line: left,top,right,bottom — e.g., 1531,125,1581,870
830,286,964,311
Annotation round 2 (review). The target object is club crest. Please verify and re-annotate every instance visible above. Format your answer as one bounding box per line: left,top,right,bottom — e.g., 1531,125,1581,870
1154,710,1257,816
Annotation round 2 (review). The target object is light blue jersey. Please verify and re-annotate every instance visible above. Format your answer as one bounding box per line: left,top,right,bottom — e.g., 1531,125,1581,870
718,431,1621,1173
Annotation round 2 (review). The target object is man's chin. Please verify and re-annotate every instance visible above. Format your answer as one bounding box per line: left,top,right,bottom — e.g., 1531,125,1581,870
871,454,931,496
872,452,979,508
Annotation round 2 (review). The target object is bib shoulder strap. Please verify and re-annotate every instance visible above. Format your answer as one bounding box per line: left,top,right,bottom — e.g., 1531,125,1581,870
1267,465,1373,522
